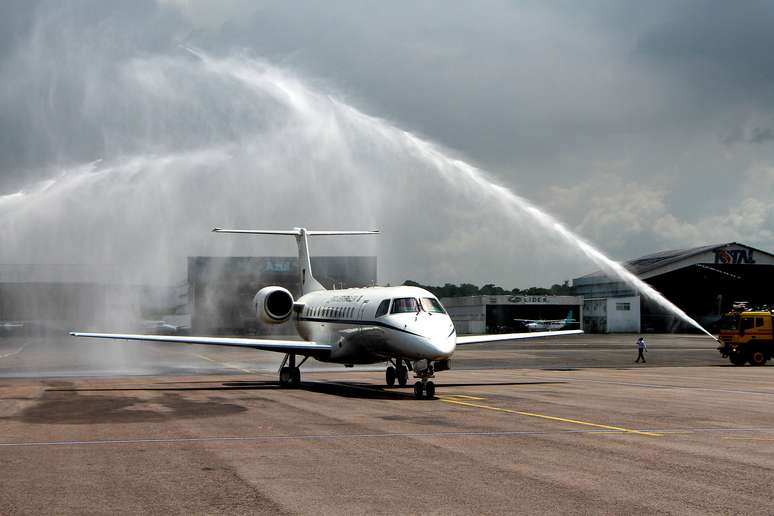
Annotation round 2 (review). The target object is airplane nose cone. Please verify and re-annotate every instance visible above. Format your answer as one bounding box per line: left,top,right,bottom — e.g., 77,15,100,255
427,321,456,357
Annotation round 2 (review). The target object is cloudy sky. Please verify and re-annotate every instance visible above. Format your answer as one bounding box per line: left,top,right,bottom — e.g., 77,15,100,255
1,1,773,288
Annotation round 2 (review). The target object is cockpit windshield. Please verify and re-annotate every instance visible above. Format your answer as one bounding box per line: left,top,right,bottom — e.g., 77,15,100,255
719,314,739,330
420,297,446,314
391,297,419,314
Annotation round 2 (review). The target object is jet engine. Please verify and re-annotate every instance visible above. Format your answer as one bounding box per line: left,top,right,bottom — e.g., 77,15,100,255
253,286,294,324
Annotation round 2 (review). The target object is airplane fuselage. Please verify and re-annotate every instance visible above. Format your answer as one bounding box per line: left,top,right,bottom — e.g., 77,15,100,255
294,285,456,364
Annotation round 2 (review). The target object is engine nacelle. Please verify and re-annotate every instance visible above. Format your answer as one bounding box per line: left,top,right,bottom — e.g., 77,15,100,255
253,286,295,324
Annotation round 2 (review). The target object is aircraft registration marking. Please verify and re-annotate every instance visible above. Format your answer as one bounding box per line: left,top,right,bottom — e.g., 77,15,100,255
439,398,662,437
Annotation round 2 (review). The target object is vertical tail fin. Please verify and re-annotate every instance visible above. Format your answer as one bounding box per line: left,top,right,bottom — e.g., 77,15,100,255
212,227,378,295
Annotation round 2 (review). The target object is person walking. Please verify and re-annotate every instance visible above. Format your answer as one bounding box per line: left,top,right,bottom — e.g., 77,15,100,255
635,336,647,363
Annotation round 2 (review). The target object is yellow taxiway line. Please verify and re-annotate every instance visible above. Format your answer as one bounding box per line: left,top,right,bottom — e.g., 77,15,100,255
439,397,662,437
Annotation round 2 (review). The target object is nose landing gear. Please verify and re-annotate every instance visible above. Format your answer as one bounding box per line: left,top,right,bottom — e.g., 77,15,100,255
412,360,436,399
413,379,435,399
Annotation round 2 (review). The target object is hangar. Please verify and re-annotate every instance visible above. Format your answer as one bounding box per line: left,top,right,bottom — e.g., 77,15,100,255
0,264,184,332
441,295,583,334
573,243,774,333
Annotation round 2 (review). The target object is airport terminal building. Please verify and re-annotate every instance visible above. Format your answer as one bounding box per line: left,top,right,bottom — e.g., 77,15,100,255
441,295,583,334
573,243,774,333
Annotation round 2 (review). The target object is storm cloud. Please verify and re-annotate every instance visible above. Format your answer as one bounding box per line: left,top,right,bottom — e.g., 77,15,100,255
1,1,773,288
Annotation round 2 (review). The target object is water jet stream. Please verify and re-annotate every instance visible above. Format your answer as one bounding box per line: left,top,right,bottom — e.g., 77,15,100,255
2,50,716,339
409,142,717,340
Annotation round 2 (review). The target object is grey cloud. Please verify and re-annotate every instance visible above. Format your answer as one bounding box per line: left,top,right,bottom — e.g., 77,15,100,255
750,127,774,144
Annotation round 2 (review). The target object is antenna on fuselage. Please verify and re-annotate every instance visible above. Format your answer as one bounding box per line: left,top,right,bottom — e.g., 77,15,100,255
212,227,379,295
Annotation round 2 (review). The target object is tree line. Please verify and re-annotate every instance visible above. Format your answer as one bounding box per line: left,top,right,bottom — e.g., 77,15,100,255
401,280,573,298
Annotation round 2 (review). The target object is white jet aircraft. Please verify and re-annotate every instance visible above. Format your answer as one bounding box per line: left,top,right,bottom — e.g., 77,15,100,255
72,228,582,398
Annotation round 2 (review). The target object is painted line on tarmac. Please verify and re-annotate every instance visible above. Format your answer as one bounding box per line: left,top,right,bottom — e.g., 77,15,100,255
192,353,254,374
0,428,651,448
439,398,662,437
2,427,774,449
722,436,774,442
0,342,29,360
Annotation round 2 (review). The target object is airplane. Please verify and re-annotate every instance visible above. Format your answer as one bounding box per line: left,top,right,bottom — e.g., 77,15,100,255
72,228,582,399
515,310,578,332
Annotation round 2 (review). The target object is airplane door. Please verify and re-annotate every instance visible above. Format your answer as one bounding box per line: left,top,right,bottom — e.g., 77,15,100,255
357,300,369,321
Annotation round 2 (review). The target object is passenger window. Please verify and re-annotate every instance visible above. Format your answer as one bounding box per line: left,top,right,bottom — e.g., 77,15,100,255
375,299,391,317
756,317,764,327
741,318,754,330
391,297,419,314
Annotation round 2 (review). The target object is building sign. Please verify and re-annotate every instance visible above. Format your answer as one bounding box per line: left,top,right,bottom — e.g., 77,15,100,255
263,260,293,273
714,247,755,265
507,296,549,304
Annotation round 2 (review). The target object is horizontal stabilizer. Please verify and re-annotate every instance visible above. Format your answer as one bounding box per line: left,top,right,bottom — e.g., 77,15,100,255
213,228,379,236
456,329,583,345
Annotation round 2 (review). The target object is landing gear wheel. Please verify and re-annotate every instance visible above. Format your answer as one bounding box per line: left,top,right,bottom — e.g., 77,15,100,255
386,366,396,386
413,381,424,399
729,353,746,366
397,366,408,386
425,381,435,398
279,367,292,387
280,367,301,387
749,350,767,366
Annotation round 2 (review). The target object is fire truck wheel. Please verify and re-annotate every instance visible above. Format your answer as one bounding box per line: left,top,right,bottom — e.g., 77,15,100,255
729,354,747,366
749,350,767,366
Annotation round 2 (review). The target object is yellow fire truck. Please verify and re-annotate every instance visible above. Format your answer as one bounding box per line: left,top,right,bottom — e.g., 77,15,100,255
717,309,773,366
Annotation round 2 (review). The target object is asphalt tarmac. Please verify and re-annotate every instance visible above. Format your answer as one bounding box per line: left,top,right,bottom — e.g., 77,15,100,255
1,333,772,514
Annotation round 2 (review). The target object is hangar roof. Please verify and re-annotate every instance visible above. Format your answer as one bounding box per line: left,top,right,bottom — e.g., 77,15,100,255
575,242,774,284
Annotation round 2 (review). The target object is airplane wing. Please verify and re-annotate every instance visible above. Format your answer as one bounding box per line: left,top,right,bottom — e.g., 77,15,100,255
456,329,583,345
70,332,332,354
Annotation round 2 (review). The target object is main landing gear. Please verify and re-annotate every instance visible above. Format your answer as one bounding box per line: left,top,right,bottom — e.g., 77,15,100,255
279,353,307,388
385,359,409,387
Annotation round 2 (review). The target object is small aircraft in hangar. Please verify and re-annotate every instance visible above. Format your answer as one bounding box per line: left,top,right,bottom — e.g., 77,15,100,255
515,310,579,332
72,228,582,398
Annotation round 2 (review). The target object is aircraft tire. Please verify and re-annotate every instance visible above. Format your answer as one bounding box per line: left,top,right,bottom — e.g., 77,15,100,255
386,366,396,386
397,366,408,386
425,381,435,398
279,367,292,387
291,367,301,384
413,381,424,399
